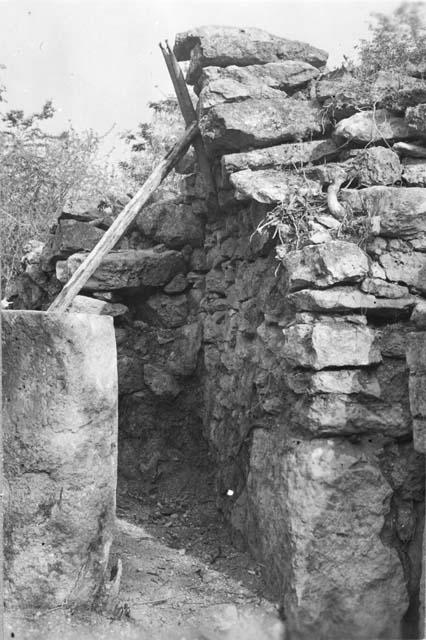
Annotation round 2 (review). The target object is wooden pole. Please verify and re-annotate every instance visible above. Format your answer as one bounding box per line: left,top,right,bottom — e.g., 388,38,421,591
48,120,199,313
159,41,217,198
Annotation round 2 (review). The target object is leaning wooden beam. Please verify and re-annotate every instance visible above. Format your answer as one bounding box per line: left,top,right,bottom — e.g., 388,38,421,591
160,41,217,198
48,120,199,313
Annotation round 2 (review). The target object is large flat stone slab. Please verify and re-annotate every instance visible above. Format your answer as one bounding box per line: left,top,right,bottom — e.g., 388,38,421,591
287,286,415,315
221,139,337,177
173,26,328,84
57,249,186,291
197,61,319,110
3,310,118,610
229,169,321,204
200,97,328,156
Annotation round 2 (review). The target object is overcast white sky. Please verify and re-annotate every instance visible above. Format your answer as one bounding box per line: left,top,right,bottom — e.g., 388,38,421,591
0,0,412,145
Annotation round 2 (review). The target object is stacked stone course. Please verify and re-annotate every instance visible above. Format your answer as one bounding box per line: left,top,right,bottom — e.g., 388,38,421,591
14,26,426,639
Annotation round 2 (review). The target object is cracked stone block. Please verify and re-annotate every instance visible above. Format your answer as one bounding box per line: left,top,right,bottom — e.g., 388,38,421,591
281,241,369,292
246,433,408,639
282,317,381,370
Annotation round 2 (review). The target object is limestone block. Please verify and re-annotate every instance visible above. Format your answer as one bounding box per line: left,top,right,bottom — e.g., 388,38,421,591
405,103,426,135
41,220,104,266
3,310,118,610
411,300,426,328
166,322,203,377
200,97,328,156
68,295,128,316
60,249,186,290
402,159,426,186
143,364,181,400
287,369,381,397
247,433,408,639
379,250,426,293
230,169,321,204
406,332,426,453
145,292,188,328
136,199,204,249
221,139,337,178
173,26,328,84
287,285,415,314
163,273,188,294
341,147,402,185
334,109,416,144
281,241,369,292
347,186,426,239
360,277,409,298
292,393,411,437
197,60,319,110
282,317,381,369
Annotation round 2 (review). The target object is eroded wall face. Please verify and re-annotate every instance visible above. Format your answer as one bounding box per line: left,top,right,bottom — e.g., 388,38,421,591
2,311,118,611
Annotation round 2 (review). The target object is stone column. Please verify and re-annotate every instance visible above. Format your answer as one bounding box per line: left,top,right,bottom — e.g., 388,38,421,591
2,310,118,611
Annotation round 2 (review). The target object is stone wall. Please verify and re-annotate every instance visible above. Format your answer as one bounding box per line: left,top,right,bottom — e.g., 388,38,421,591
2,311,118,612
12,26,426,639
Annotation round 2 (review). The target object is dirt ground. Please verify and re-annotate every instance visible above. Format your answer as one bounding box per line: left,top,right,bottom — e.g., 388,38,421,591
5,458,284,640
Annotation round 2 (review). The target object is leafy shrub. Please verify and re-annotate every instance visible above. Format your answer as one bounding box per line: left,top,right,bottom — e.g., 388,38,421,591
0,100,132,293
120,97,185,199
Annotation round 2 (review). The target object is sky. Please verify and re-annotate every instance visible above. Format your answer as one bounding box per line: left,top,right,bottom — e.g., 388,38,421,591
0,0,411,153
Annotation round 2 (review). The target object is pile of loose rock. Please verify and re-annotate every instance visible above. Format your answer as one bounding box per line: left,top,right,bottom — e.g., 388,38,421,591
14,25,426,640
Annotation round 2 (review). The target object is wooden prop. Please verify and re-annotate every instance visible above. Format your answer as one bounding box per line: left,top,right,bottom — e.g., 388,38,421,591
48,120,198,313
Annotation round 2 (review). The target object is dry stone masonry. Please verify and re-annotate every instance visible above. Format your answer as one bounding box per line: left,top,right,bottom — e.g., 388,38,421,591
11,26,426,640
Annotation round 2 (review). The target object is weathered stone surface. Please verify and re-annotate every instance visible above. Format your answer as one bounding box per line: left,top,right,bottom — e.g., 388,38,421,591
247,433,408,639
287,286,414,314
379,250,426,293
163,273,188,294
282,317,381,369
315,69,363,112
281,241,369,292
334,109,416,144
406,103,426,135
68,295,128,316
166,321,203,377
343,147,402,186
360,277,409,298
411,300,426,328
41,220,104,266
143,364,181,400
402,159,426,186
292,393,410,437
221,139,337,177
229,169,321,204
287,368,381,397
200,97,328,155
145,292,188,328
406,332,426,453
173,26,328,84
197,61,319,110
136,200,204,249
3,310,117,610
356,187,426,239
59,249,186,291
